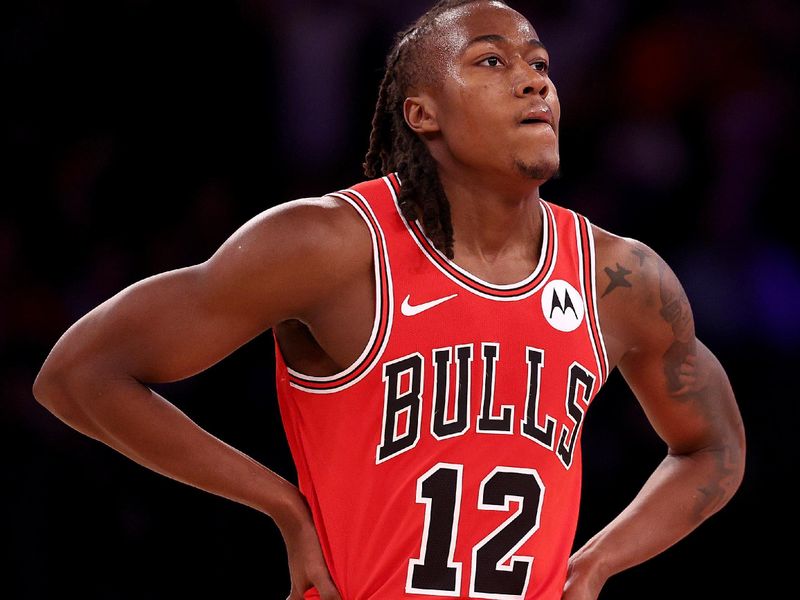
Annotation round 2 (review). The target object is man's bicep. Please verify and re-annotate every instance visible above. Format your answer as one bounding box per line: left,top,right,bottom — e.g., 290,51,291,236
83,264,269,384
56,199,357,385
613,246,737,454
618,338,737,455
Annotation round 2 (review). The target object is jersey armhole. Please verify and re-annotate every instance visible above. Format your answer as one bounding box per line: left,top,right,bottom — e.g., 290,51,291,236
574,214,610,384
279,189,394,394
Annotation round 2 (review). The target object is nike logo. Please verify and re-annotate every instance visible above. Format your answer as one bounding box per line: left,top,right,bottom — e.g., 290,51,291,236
401,293,458,317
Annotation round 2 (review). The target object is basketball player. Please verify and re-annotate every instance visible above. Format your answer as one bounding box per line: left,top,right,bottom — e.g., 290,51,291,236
33,1,745,598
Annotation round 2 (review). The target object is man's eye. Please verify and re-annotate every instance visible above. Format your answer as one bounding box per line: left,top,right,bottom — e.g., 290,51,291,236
531,60,549,72
480,56,501,67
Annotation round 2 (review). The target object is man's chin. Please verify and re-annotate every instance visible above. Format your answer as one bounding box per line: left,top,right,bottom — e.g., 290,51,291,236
514,157,560,182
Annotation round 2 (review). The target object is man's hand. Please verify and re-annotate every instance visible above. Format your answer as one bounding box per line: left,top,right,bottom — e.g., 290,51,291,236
278,496,342,600
560,552,606,600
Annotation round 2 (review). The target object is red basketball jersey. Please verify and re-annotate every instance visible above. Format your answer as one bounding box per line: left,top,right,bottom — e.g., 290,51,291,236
273,174,609,599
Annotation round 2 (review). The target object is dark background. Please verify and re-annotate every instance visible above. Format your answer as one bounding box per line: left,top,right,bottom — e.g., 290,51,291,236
3,0,798,598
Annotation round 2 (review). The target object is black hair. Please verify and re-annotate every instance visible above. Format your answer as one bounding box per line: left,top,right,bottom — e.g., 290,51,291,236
364,0,509,259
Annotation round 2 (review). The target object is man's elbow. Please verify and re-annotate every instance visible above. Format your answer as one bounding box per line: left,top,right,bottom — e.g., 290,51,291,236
727,420,747,497
706,421,747,516
32,359,84,424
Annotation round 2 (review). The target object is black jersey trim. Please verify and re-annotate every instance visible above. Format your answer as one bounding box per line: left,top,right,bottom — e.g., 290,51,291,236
284,189,393,393
574,214,609,383
385,173,557,301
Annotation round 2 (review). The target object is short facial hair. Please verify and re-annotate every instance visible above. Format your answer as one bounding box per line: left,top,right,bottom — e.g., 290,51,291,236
514,158,561,181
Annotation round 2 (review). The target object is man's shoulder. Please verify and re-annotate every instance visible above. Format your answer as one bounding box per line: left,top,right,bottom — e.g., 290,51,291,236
588,222,669,303
265,174,392,231
588,220,693,361
218,190,375,285
264,174,395,254
540,201,650,269
589,223,645,267
265,194,367,235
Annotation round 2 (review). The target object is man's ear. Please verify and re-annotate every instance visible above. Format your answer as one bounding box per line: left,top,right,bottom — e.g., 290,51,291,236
403,96,440,134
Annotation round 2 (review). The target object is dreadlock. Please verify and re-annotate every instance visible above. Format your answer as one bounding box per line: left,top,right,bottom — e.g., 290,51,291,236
364,0,509,260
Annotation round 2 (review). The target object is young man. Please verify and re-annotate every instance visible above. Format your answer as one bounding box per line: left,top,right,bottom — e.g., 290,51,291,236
33,1,745,598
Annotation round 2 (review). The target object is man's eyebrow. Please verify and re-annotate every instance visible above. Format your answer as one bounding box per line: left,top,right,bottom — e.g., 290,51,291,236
464,34,547,51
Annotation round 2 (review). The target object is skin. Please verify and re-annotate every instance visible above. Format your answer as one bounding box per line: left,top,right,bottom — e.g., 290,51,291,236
33,2,745,599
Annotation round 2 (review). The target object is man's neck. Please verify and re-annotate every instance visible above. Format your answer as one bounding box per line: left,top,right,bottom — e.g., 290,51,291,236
436,166,544,266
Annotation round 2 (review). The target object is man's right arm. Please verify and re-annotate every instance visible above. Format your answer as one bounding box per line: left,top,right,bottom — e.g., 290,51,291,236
32,196,370,599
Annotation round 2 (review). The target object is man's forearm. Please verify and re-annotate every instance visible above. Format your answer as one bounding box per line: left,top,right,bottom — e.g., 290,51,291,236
33,370,304,527
569,445,743,586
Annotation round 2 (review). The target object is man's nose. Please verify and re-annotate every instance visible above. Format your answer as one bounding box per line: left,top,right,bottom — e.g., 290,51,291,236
513,61,549,98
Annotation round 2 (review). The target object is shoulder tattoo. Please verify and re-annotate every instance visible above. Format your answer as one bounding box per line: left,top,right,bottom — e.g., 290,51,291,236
600,244,650,297
601,263,633,297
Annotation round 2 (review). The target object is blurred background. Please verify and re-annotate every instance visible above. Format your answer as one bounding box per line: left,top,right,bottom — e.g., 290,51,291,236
3,0,798,597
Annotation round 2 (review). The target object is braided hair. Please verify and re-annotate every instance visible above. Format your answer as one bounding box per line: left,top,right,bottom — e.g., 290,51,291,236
364,0,508,260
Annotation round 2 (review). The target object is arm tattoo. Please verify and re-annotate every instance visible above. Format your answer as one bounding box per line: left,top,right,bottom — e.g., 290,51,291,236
631,247,647,266
601,263,632,297
656,261,743,517
657,260,696,397
694,445,740,521
629,244,742,518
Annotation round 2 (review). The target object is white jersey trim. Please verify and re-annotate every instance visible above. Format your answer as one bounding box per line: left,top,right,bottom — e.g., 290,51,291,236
285,189,394,394
384,176,557,301
584,216,609,380
572,212,609,384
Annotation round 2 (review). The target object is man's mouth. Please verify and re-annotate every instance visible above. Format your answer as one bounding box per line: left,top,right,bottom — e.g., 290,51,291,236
519,107,554,128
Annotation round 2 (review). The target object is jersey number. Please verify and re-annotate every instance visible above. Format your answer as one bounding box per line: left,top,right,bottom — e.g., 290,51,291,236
406,463,545,598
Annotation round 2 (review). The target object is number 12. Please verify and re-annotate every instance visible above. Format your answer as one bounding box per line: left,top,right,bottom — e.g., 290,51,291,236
406,463,545,598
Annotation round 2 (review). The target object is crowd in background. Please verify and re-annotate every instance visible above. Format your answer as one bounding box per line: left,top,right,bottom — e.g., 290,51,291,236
2,1,798,597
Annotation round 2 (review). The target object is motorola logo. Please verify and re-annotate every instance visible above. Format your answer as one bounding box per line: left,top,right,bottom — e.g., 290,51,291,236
541,280,584,332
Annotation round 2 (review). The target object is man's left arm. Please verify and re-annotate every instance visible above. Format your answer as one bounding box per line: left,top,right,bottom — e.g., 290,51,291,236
563,237,746,599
